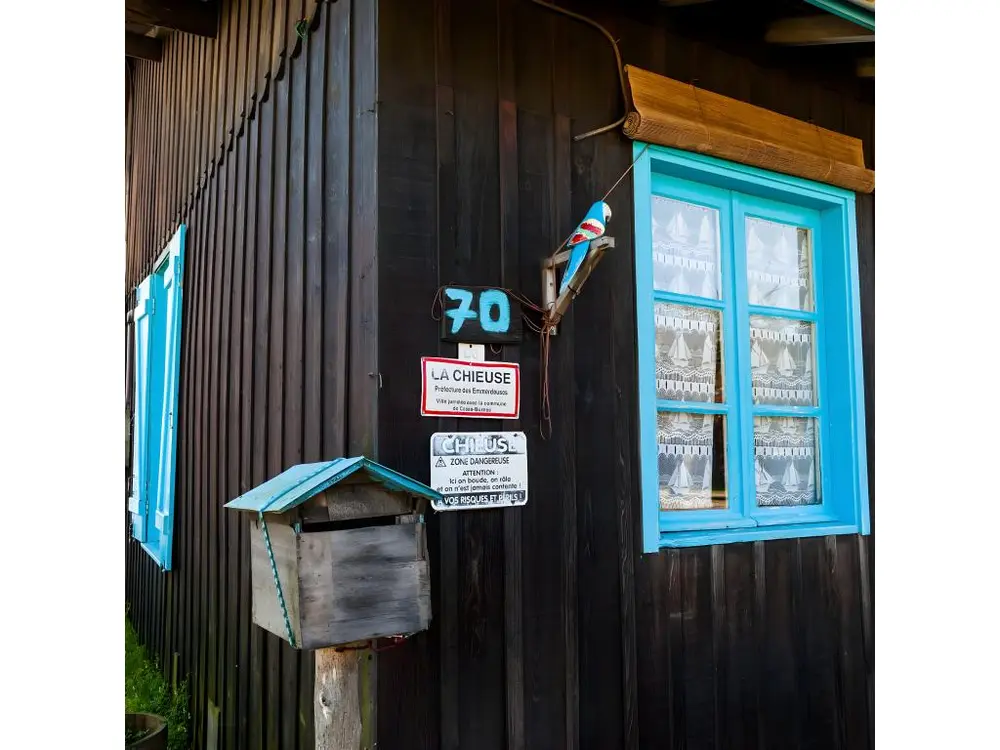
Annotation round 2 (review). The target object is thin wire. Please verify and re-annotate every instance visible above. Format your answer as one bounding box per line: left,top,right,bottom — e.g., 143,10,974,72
428,146,650,440
536,144,649,438
529,0,628,142
601,143,649,203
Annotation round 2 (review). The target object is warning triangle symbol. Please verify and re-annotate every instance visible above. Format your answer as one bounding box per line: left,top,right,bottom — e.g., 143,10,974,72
435,457,447,468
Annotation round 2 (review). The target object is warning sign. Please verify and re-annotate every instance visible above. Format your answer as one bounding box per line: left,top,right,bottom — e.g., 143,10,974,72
420,357,520,419
429,431,528,511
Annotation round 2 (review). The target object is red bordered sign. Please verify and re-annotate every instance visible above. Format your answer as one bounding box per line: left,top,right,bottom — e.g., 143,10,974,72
420,357,520,419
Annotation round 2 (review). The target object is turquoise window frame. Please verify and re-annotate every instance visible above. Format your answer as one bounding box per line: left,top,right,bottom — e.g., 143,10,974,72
633,144,869,551
129,225,186,570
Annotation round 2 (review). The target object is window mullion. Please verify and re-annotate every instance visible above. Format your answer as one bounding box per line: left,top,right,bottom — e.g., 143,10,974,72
730,194,757,522
715,192,746,523
809,213,835,522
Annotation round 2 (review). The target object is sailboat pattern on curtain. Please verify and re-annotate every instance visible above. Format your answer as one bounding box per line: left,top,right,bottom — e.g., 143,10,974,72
749,316,814,406
754,416,819,506
657,411,721,511
651,196,721,299
655,303,721,402
745,217,812,311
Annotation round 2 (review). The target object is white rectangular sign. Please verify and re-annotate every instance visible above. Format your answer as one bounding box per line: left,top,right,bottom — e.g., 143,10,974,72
420,357,520,419
429,431,528,511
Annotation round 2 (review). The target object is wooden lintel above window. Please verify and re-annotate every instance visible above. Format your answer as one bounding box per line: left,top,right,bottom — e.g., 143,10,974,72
622,65,874,194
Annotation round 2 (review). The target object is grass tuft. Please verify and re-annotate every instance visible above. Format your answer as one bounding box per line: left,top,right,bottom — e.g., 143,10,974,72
125,613,190,750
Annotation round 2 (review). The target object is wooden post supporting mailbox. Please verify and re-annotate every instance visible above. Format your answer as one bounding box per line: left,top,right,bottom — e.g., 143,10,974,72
225,457,442,749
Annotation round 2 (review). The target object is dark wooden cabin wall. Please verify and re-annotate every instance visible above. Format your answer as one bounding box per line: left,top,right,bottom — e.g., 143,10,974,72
124,0,328,291
124,1,377,749
373,2,874,750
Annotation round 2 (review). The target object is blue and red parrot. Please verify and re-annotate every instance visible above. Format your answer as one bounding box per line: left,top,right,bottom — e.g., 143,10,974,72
559,201,612,295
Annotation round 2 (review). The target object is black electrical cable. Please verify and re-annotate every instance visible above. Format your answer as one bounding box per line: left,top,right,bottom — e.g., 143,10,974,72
528,0,628,141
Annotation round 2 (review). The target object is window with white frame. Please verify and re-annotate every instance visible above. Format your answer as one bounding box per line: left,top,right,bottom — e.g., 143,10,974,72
633,145,869,551
129,225,186,569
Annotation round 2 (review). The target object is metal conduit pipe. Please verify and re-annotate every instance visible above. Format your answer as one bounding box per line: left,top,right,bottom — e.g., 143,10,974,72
529,0,628,141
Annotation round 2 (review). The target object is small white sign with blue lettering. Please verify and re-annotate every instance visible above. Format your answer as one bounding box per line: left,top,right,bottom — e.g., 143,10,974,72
429,431,528,511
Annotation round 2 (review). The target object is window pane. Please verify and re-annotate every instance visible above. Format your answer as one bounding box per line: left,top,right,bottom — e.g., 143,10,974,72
655,303,723,402
651,196,722,299
754,416,820,507
658,412,727,511
750,316,815,406
746,216,812,311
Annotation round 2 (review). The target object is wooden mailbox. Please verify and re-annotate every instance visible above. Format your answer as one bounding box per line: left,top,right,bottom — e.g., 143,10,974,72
224,457,441,650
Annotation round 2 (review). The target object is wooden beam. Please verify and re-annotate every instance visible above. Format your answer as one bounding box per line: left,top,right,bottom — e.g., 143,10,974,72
856,57,875,77
622,65,874,193
766,15,874,45
125,1,217,38
125,32,162,62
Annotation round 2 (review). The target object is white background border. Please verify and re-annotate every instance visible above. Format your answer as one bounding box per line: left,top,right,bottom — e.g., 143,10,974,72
1,1,998,746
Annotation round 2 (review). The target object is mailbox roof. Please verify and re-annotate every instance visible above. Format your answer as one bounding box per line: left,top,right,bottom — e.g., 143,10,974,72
224,457,441,514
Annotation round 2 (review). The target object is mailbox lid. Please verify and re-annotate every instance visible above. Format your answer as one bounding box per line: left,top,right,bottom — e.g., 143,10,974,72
225,457,442,514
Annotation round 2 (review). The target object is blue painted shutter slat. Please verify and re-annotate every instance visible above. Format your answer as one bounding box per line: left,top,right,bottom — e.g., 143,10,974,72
153,227,185,570
130,277,154,542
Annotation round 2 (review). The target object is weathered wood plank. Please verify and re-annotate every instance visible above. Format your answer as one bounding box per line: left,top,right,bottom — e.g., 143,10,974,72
321,0,350,465
498,0,524,745
680,548,716,749
214,0,232,155
622,65,874,192
347,0,379,459
303,4,325,469
203,121,224,745
299,486,414,526
450,1,509,746
218,87,239,749
723,542,759,750
249,519,303,648
236,108,257,749
567,13,630,743
371,0,443,742
187,131,210,750
298,525,432,648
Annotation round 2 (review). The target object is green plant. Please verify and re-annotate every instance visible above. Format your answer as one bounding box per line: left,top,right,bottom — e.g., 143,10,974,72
125,726,150,744
125,613,190,750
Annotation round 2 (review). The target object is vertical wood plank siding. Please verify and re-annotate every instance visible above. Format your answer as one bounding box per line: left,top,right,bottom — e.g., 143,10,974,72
124,2,375,749
126,1,873,749
373,2,874,750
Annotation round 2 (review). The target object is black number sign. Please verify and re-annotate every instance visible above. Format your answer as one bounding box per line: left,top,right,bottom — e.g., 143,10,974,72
439,286,522,344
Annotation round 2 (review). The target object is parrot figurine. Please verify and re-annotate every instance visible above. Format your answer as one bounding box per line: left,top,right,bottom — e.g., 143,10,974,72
559,201,612,295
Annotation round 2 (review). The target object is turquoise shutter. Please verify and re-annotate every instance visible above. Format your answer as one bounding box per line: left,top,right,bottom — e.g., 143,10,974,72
130,276,154,542
152,226,186,570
